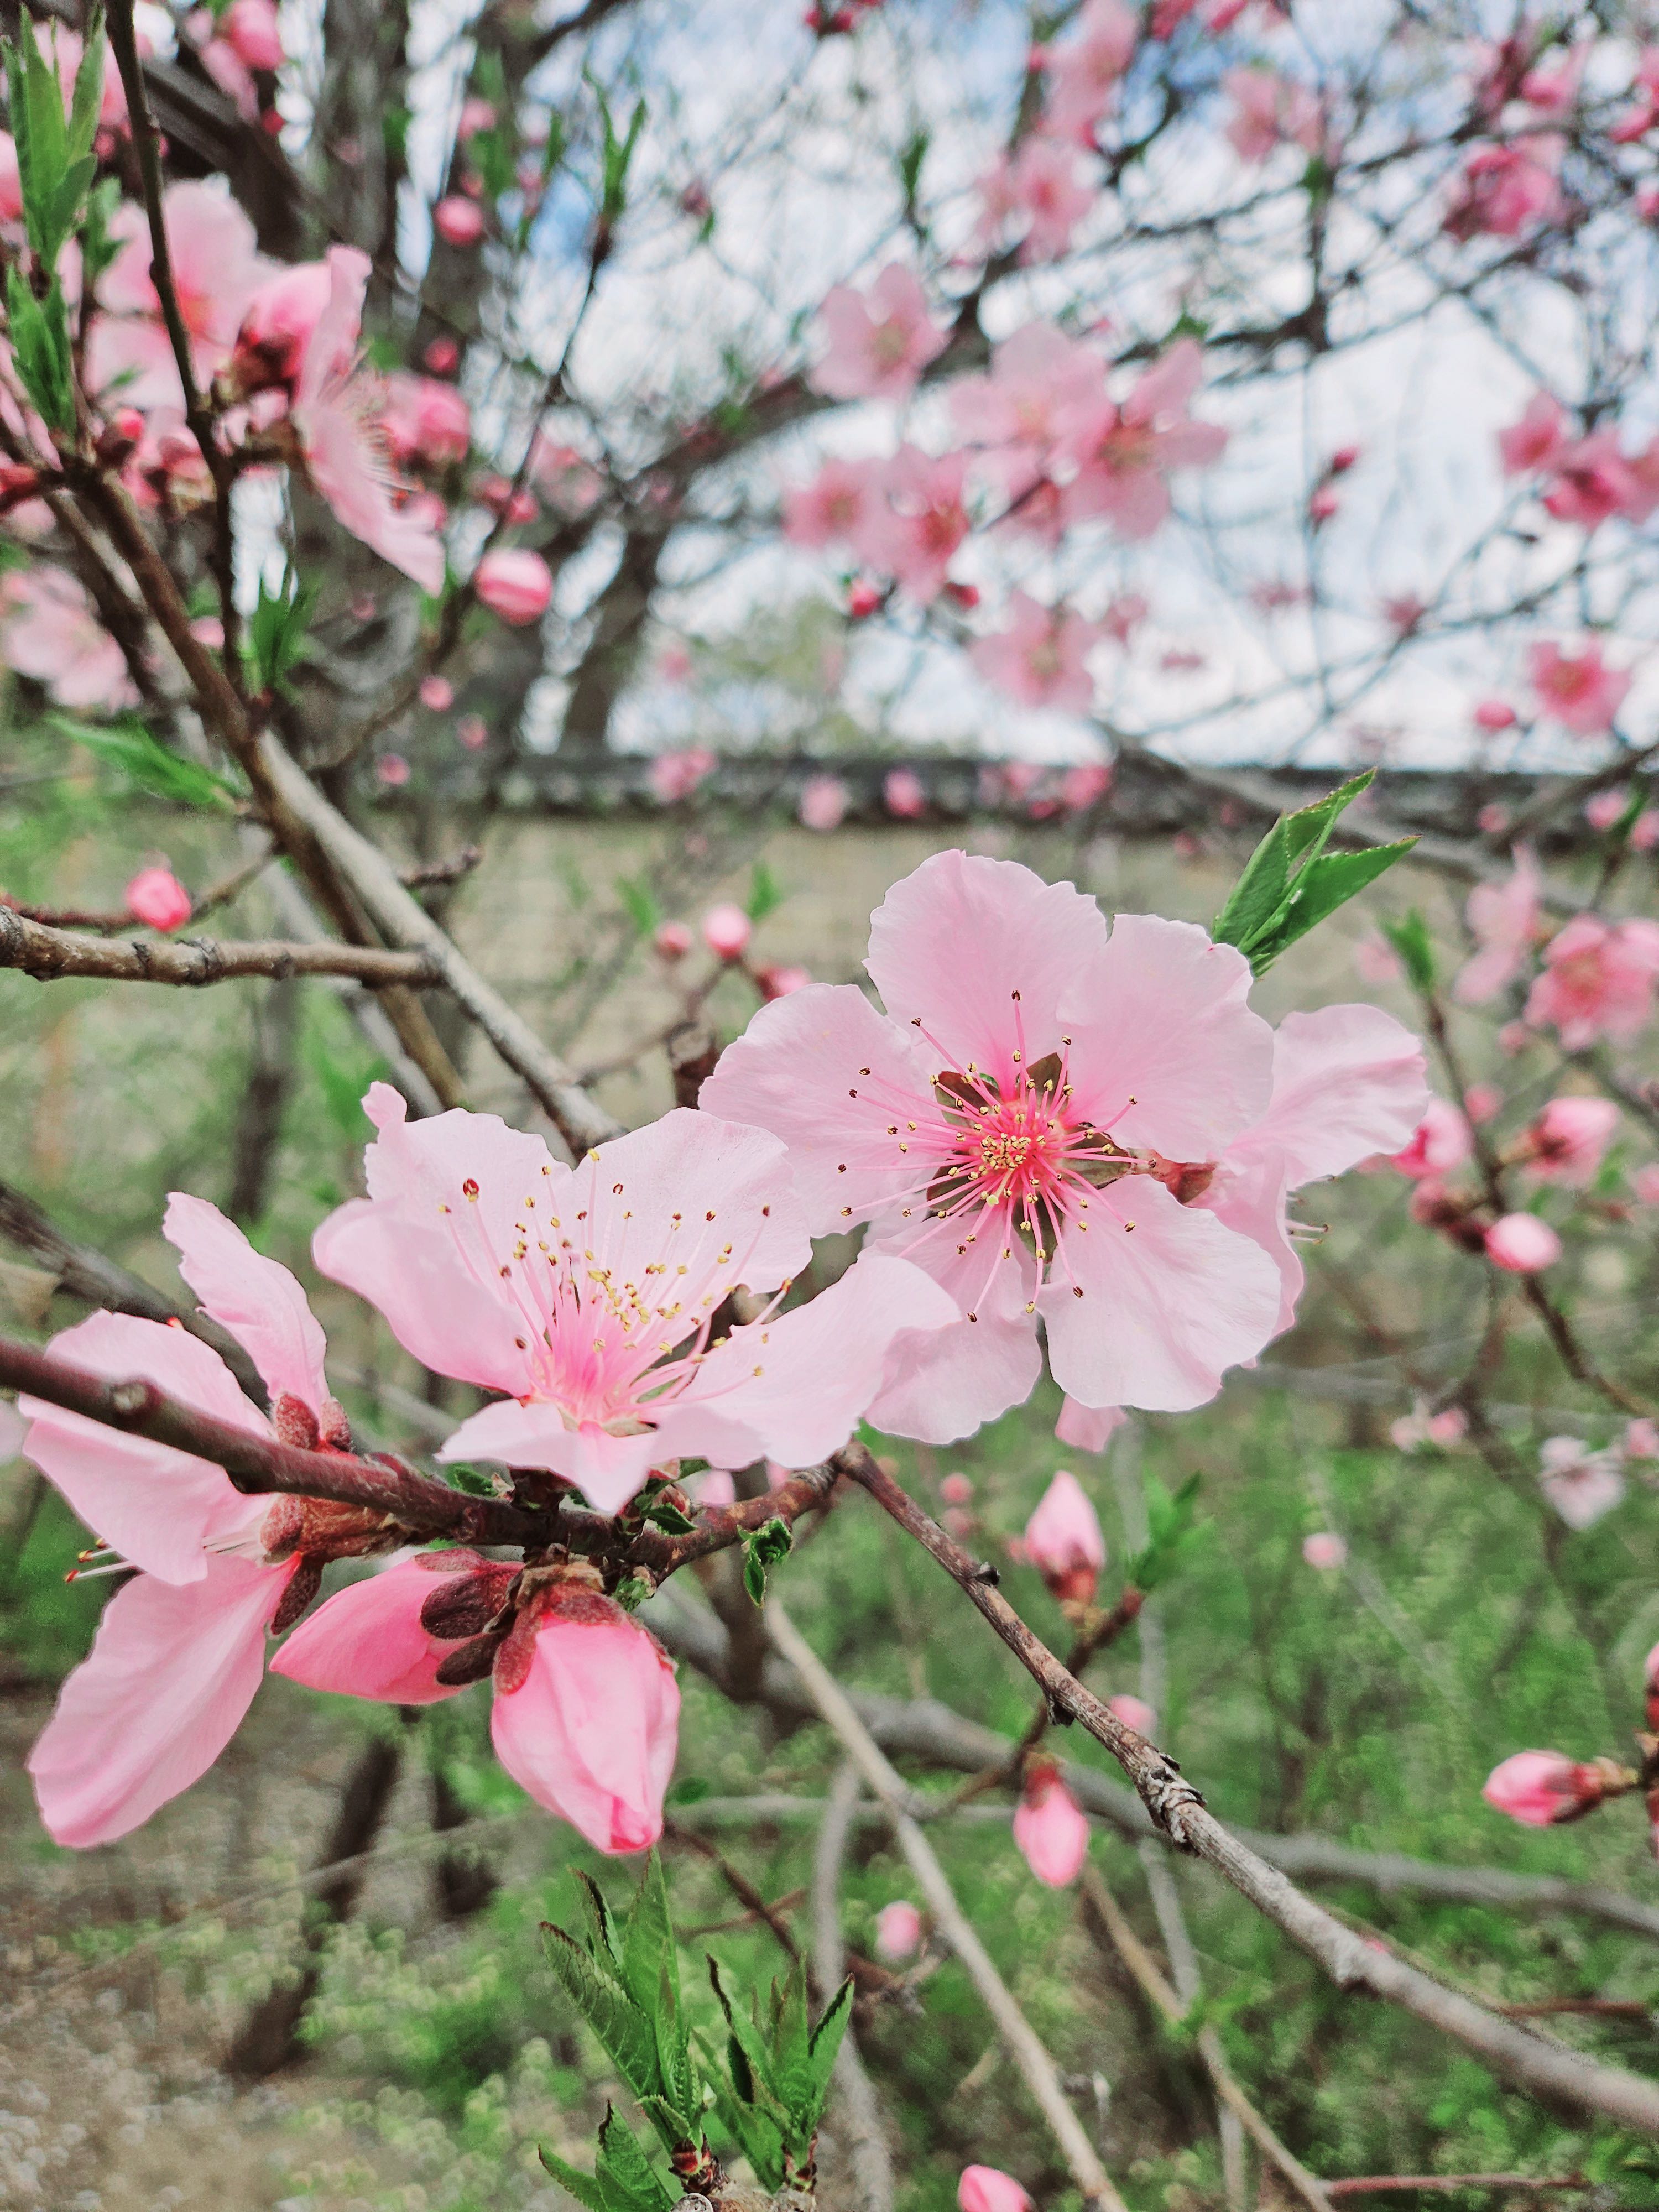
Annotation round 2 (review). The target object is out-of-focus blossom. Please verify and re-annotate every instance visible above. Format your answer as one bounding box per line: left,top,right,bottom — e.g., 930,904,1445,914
1632,810,1659,853
1634,1165,1659,1206
847,578,883,619
940,1472,973,1504
1526,915,1659,1048
1224,66,1323,163
1485,1212,1562,1273
473,549,551,624
654,920,692,961
1107,1691,1155,1733
434,195,487,246
1354,935,1402,985
419,675,453,712
1542,434,1644,529
1455,846,1542,1005
1585,789,1627,832
1013,1761,1091,1886
1464,1084,1502,1125
1624,1418,1659,1460
457,714,488,750
702,903,752,959
1392,1398,1468,1452
971,591,1101,713
1024,1470,1105,1605
1056,1398,1126,1453
381,375,471,470
1444,136,1563,241
1302,1531,1347,1568
799,774,851,832
1390,1099,1473,1180
90,181,275,411
1474,700,1518,733
528,439,604,517
1538,1436,1625,1527
884,767,928,819
950,323,1105,488
959,2169,1033,2212
0,566,140,712
1062,764,1113,812
126,867,192,931
1499,391,1567,476
874,1900,923,1961
223,0,283,70
756,963,812,1001
782,456,880,548
1522,1095,1619,1186
862,447,968,602
1055,341,1228,540
650,747,717,805
1040,0,1136,143
375,752,410,787
1527,641,1629,735
977,136,1095,262
689,1468,737,1508
810,264,947,401
1484,1749,1609,1825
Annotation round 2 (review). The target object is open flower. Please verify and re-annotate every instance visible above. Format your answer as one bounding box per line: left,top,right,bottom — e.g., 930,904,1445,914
1527,640,1630,735
810,263,947,401
312,1087,954,1514
700,851,1287,1442
970,591,1102,712
20,1197,380,1846
1455,847,1543,1005
1538,1436,1625,1527
1521,1095,1619,1186
0,566,139,713
959,2169,1032,2212
874,1899,923,1961
1055,341,1228,539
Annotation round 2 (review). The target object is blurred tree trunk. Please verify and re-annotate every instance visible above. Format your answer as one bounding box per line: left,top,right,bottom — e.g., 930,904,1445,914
314,0,411,281
227,977,300,1229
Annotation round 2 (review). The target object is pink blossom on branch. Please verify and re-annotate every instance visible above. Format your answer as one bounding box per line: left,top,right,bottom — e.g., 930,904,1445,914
1013,1760,1091,1885
474,548,552,624
1223,66,1323,164
1444,136,1564,241
1024,1469,1106,1604
126,867,192,931
860,446,969,602
782,456,880,549
1056,1397,1126,1453
976,137,1095,263
959,2169,1033,2212
702,902,752,958
1527,640,1630,734
970,591,1102,712
1454,846,1542,1005
1055,340,1229,539
0,566,139,712
874,1900,923,1961
949,321,1106,469
1302,1531,1347,1569
1521,1095,1619,1186
1525,914,1659,1048
810,263,948,401
1484,1212,1562,1274
1538,1436,1625,1528
1483,1750,1609,1826
1498,392,1567,476
1040,0,1138,144
311,1088,955,1515
1107,1692,1156,1734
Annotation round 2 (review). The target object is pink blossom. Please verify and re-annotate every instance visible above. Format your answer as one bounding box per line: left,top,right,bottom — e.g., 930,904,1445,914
1626,1418,1659,1460
1024,1470,1105,1604
474,548,551,624
950,323,1105,480
419,675,454,712
757,963,812,1001
434,195,487,246
225,259,335,395
884,768,927,820
874,1900,923,1960
702,902,752,959
847,578,883,619
1485,1212,1561,1273
1527,640,1629,735
977,138,1095,263
312,1088,953,1514
699,851,1287,1441
1041,0,1138,144
655,920,693,961
651,747,717,804
1107,1692,1155,1733
1454,846,1543,1005
862,446,968,602
1523,1095,1619,1186
959,2169,1032,2212
19,1197,350,1845
0,133,20,226
458,713,488,750
1391,1099,1473,1179
126,867,192,931
1302,1531,1347,1569
1585,789,1626,832
1055,341,1228,540
1632,811,1659,853
1013,1762,1091,1886
1188,1005,1427,1335
528,439,603,517
0,566,139,713
381,375,471,469
1062,764,1113,812
1224,67,1323,163
90,181,275,410
1444,137,1563,241
799,774,850,832
940,1472,973,1503
1498,392,1567,476
1355,936,1402,985
1464,1084,1502,1125
1483,1750,1602,1826
1542,434,1641,529
283,248,446,593
1520,44,1586,118
1055,1398,1126,1453
810,264,947,401
1392,1396,1465,1452
223,0,283,71
1474,700,1517,733
971,592,1101,713
783,456,880,548
1635,1165,1659,1205
458,96,498,139
1428,1407,1469,1446
1538,1435,1625,1526
1526,914,1659,1048
272,1552,487,1705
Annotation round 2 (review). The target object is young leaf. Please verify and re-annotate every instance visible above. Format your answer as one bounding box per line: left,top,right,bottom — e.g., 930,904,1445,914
572,1869,627,1980
541,1922,659,2102
539,2143,611,2212
621,1853,680,2026
745,858,784,923
802,1976,854,2123
1213,770,1415,975
1381,907,1437,993
247,570,319,696
51,716,240,807
7,268,74,432
615,872,660,937
1269,842,1416,963
741,1516,792,1606
593,2107,676,2212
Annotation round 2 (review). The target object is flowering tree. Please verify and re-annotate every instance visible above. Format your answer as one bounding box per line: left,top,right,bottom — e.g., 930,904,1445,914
11,0,1659,2201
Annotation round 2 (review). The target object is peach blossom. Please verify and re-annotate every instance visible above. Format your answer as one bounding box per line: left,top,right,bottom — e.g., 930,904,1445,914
1302,1531,1347,1568
1013,1762,1090,1885
434,195,487,246
1024,1470,1105,1604
1455,846,1542,1005
1483,1750,1600,1825
473,548,551,623
1526,914,1659,1048
126,867,192,931
875,1900,923,1960
1527,640,1630,734
702,903,752,959
1485,1213,1562,1273
811,264,947,402
1523,1095,1619,1185
1107,1692,1155,1734
799,774,850,832
959,2168,1032,2212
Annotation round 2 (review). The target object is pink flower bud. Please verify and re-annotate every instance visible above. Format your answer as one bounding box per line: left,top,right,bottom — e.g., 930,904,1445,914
1055,1398,1126,1453
1463,1083,1502,1125
376,752,411,787
1308,485,1340,523
125,867,191,932
1473,701,1517,733
434,195,487,247
419,674,454,712
1585,789,1627,831
1023,1470,1105,1605
799,773,850,832
1499,1020,1530,1056
1328,444,1360,474
1485,1212,1562,1273
874,1900,923,1961
1107,1693,1156,1735
1524,1095,1619,1185
959,2171,1033,2212
1626,1419,1659,1461
1012,1762,1090,1887
940,1473,973,1504
458,714,488,750
223,0,283,70
1482,1750,1604,1828
756,963,811,1001
424,336,460,375
655,920,693,961
473,548,552,624
1427,1407,1468,1446
0,131,20,225
702,903,752,961
1302,1531,1348,1569
457,96,498,138
884,767,927,820
847,578,882,619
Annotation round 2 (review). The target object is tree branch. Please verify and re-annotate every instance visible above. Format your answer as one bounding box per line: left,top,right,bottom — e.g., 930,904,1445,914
0,907,443,987
811,1761,896,2212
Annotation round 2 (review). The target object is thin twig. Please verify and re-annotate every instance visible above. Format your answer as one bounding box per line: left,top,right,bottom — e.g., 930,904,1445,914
1324,2182,1594,2199
0,907,442,987
765,1597,1128,2212
811,1763,897,2212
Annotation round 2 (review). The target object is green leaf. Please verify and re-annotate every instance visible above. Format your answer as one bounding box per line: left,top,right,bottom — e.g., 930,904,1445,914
745,858,784,924
541,1923,659,2103
638,1494,695,1535
247,570,319,695
621,1852,680,2023
79,174,123,285
802,1976,853,2124
615,872,660,937
65,9,105,171
1270,842,1416,962
572,1870,627,1981
1213,771,1413,975
1127,1472,1202,1594
741,1516,792,1606
593,2107,675,2212
612,1575,652,1613
1381,907,1437,994
896,126,928,208
7,267,74,432
50,716,240,807
6,9,105,276
693,2026,785,2191
539,2142,611,2212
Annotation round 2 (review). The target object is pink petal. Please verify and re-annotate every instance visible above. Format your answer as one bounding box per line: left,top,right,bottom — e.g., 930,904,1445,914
662,1252,958,1470
1061,914,1274,1161
20,1311,269,1583
294,244,369,409
299,392,446,593
29,1555,287,1847
1245,1005,1428,1186
864,1242,1042,1443
490,1616,680,1854
1194,1151,1301,1336
698,984,937,1236
1055,1397,1126,1452
865,851,1111,1088
164,1192,328,1411
1039,1176,1281,1412
270,1555,467,1703
437,1401,665,1517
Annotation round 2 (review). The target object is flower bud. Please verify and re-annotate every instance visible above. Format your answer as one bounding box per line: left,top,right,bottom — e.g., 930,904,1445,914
702,903,752,961
1023,1470,1105,1605
847,577,882,618
874,1899,922,1961
1302,1531,1347,1569
419,674,454,712
1522,1095,1619,1186
126,867,191,932
799,773,849,832
1107,1692,1156,1735
434,195,487,246
1485,1212,1561,1273
223,0,283,70
654,919,693,961
959,2171,1032,2212
473,548,552,624
940,1473,973,1505
1012,1760,1090,1887
1482,1750,1619,1828
756,963,811,1001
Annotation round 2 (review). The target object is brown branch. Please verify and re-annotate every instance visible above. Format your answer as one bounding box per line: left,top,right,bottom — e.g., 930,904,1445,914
765,1598,1128,2212
836,1444,1659,2138
663,1818,803,1963
1081,1864,1333,2212
0,907,443,987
